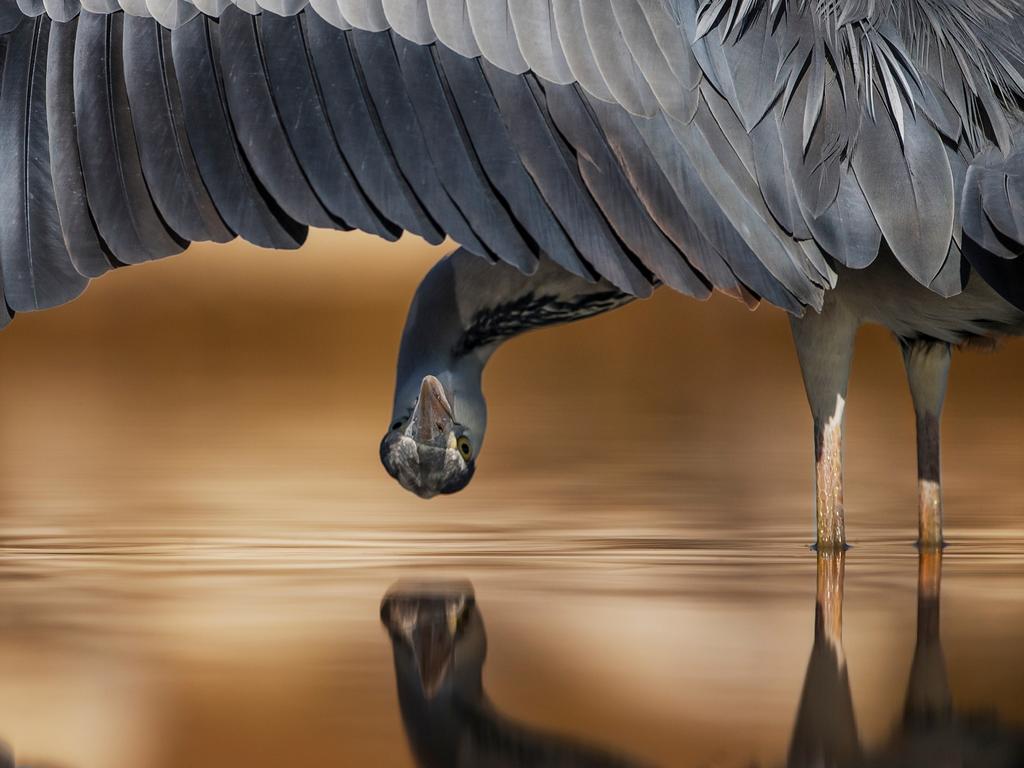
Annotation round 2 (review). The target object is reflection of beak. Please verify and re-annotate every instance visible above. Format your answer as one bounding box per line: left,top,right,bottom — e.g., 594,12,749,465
381,587,470,701
407,375,454,446
410,619,456,699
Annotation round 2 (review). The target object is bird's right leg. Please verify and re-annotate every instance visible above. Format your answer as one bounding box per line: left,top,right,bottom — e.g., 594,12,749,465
790,305,858,551
900,340,951,549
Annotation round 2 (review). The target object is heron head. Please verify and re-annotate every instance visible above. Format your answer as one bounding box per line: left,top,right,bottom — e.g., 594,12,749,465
379,374,483,498
380,580,485,700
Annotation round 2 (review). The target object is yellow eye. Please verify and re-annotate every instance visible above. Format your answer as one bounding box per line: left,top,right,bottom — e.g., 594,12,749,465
457,436,472,459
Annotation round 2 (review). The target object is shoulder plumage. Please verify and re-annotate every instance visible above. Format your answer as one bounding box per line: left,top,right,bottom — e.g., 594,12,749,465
698,0,1024,152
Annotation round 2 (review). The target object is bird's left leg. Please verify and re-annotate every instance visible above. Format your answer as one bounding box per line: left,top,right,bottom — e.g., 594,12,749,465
900,340,951,549
790,305,858,551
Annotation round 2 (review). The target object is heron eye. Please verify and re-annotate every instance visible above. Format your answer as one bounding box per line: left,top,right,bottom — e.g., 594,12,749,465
391,421,402,431
457,436,472,459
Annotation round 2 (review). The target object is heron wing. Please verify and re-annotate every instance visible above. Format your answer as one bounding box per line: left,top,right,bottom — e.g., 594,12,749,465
2,0,1024,322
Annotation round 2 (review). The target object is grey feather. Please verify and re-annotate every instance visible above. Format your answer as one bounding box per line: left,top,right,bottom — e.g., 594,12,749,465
928,237,968,299
349,28,494,257
629,109,805,312
188,0,230,17
258,10,399,239
146,0,198,28
551,0,614,103
482,61,651,297
122,14,232,244
256,0,307,16
963,140,1024,261
507,0,573,84
217,6,337,229
381,0,434,45
750,111,812,241
435,45,590,280
610,0,697,123
231,0,259,15
392,36,539,272
0,16,86,313
303,11,442,242
777,70,843,221
963,237,1024,310
546,83,709,298
805,172,882,271
336,0,386,32
709,0,783,133
977,158,1024,245
852,107,955,285
426,0,480,59
120,0,151,18
73,11,187,263
1,0,24,34
635,0,701,92
43,0,81,23
466,0,527,75
46,16,114,278
171,13,307,248
588,95,749,302
307,0,348,29
16,0,44,16
79,0,118,12
580,0,658,117
674,99,826,304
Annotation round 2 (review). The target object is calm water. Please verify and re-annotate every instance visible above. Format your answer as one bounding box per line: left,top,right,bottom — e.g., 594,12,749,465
0,233,1021,767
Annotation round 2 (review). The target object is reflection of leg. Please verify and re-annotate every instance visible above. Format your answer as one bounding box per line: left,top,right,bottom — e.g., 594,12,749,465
904,548,951,724
816,549,846,660
790,308,858,551
901,341,951,548
788,550,860,766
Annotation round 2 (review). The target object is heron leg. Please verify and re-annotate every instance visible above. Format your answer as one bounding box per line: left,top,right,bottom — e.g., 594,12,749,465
901,340,951,549
790,306,858,552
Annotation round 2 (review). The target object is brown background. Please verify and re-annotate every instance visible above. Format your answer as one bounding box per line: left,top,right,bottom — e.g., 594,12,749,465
0,231,1021,767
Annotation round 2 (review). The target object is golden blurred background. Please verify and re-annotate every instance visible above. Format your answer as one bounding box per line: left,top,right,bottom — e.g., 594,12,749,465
0,231,1021,767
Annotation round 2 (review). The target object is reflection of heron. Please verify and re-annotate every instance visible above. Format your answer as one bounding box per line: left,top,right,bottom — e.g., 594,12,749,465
4,4,1024,546
864,549,1024,768
380,580,647,768
785,549,1024,767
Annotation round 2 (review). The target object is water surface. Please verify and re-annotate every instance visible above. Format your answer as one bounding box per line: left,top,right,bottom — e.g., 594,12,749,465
0,233,1021,767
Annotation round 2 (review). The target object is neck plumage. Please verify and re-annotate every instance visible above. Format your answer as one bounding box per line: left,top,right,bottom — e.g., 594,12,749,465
391,249,635,432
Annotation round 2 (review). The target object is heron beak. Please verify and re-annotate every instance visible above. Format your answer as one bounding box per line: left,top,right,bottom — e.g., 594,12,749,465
406,375,454,446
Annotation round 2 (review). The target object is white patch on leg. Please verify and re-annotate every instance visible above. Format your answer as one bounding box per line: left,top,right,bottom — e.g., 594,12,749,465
918,478,943,546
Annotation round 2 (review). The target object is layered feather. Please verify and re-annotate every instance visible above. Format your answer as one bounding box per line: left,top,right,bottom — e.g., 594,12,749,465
0,16,85,314
1,1,1023,324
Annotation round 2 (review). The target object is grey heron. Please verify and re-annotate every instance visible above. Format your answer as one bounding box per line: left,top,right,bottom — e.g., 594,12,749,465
380,579,647,767
2,1,1024,548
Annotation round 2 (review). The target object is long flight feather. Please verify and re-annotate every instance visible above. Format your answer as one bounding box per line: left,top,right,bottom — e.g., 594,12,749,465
0,16,86,313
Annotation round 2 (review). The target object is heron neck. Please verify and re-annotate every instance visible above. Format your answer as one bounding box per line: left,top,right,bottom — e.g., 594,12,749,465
392,254,486,428
393,249,635,424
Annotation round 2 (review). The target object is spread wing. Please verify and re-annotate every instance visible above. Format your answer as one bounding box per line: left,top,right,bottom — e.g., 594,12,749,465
1,0,1023,330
